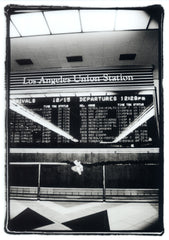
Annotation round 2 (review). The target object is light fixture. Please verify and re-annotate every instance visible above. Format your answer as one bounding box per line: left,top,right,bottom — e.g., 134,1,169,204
115,10,150,30
10,12,50,37
10,21,20,37
9,9,154,38
75,92,90,97
80,10,116,32
44,10,81,34
148,19,159,29
10,99,78,142
91,92,107,96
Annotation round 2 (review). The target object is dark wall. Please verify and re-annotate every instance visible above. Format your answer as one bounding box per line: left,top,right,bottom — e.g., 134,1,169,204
105,163,160,188
40,165,102,188
9,163,160,188
9,165,38,187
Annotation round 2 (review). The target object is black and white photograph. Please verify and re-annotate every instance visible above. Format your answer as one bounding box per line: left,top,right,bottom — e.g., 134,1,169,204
4,2,164,235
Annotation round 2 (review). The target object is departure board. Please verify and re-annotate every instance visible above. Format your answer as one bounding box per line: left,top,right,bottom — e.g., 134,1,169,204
9,93,158,148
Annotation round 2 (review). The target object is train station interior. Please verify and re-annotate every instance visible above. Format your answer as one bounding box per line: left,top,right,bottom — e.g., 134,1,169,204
7,5,163,233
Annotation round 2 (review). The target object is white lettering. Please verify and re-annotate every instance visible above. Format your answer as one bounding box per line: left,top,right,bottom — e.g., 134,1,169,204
22,74,134,85
23,77,37,84
15,98,36,104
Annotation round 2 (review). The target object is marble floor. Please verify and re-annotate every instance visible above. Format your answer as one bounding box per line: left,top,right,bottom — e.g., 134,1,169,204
7,199,161,233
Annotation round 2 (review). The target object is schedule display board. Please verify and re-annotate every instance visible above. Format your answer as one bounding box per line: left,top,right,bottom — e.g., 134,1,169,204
10,93,158,148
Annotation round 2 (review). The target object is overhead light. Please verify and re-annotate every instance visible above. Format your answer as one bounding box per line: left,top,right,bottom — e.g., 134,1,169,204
115,10,150,30
80,10,116,32
10,21,20,37
91,92,107,96
60,93,75,97
148,19,159,29
44,10,81,34
76,92,90,97
10,12,50,37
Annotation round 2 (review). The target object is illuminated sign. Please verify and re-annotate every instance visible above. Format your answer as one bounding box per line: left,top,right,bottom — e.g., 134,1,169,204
9,94,158,148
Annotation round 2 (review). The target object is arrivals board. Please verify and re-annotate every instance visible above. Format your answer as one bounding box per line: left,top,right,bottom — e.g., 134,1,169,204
9,93,158,148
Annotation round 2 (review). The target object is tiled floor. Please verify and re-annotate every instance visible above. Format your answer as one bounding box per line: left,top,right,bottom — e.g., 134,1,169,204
8,199,160,233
